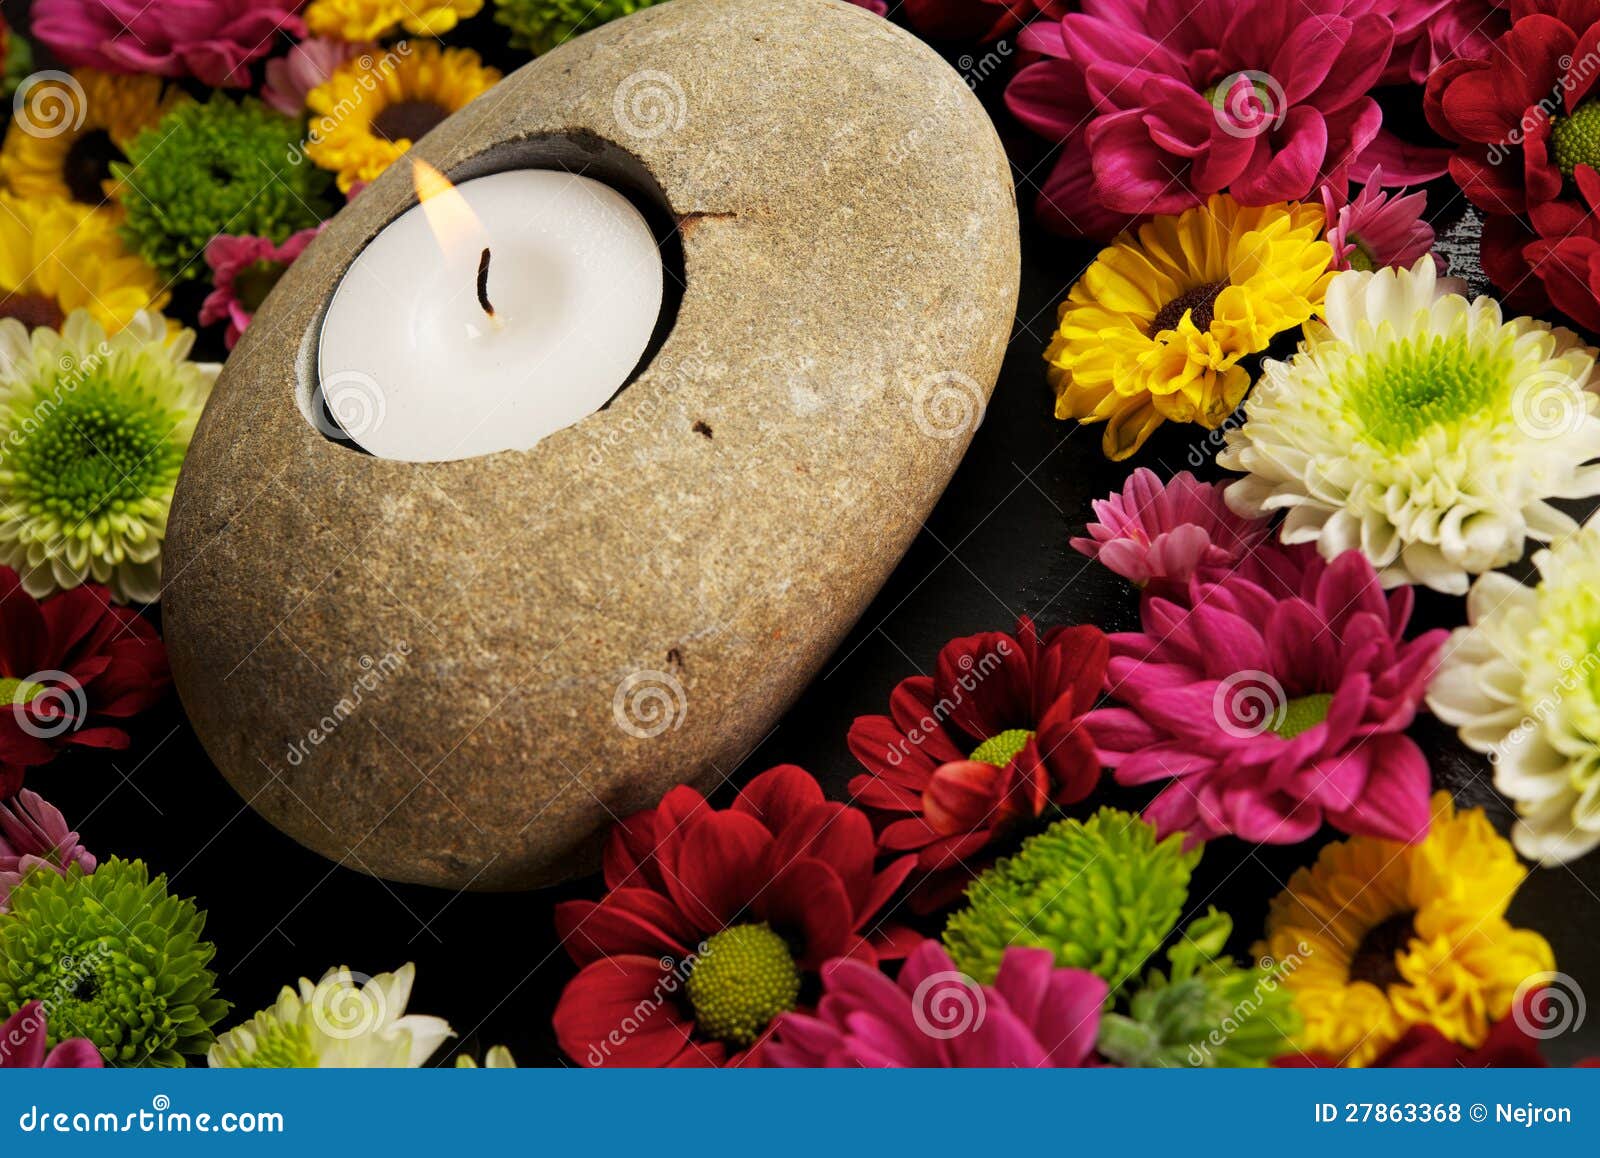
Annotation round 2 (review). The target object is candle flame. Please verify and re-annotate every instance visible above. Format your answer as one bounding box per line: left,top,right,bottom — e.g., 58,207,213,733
413,159,485,255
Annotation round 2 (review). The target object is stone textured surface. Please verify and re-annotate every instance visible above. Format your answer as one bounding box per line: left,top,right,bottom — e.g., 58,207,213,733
163,0,1020,889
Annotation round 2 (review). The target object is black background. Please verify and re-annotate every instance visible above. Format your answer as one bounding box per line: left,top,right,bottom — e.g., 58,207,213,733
5,0,1600,1066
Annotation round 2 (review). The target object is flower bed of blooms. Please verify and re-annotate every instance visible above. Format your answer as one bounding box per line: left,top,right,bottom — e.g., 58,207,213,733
0,0,1599,1069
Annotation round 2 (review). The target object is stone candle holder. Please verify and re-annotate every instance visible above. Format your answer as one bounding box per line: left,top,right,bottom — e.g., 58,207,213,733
163,0,1020,890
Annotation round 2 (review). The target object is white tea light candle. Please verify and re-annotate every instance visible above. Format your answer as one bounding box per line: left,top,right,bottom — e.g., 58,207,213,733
316,165,664,462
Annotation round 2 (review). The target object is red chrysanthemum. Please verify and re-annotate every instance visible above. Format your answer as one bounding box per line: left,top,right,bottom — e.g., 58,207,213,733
1424,0,1600,327
552,766,916,1067
0,568,168,796
847,617,1107,903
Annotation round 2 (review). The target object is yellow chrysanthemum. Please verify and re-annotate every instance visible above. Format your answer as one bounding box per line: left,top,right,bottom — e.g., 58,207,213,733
1256,792,1554,1067
0,70,186,216
1046,194,1333,460
305,42,501,194
306,0,484,41
0,193,168,335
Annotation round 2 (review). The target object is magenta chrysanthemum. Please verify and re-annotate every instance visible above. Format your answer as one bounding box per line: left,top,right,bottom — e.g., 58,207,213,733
200,227,324,350
1088,551,1447,846
1004,0,1409,237
765,940,1106,1067
32,0,303,88
0,1002,102,1068
1071,469,1269,587
1320,169,1441,272
0,790,95,913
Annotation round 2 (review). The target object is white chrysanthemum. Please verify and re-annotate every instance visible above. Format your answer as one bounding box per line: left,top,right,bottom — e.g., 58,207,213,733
0,309,218,603
455,1045,516,1068
208,963,454,1068
1428,523,1600,864
1219,259,1600,594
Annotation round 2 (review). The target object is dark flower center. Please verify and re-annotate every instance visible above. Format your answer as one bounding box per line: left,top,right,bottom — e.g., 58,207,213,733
0,292,65,331
371,100,450,144
63,129,125,205
1348,911,1417,990
684,922,801,1048
969,727,1035,767
1149,281,1227,335
1552,100,1600,179
233,259,289,313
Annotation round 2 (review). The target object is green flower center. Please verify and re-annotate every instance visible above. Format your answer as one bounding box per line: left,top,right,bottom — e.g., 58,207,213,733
0,677,47,705
684,923,801,1048
233,259,288,314
969,727,1035,767
1551,100,1600,179
9,376,188,528
1344,336,1511,449
1345,242,1376,272
1149,281,1227,335
226,1019,320,1068
1270,693,1334,740
1347,911,1417,990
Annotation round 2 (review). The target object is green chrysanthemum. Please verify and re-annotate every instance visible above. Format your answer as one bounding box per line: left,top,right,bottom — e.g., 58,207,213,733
113,97,331,283
1097,909,1301,1068
492,0,664,54
942,808,1201,988
0,310,217,602
0,859,227,1067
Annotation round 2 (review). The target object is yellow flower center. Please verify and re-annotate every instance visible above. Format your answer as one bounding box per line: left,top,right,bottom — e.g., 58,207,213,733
684,923,801,1048
1270,693,1334,740
63,129,125,206
969,727,1035,767
1552,100,1600,179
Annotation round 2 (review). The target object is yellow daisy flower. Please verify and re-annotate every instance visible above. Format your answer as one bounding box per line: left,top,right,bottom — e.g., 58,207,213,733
0,193,168,335
0,70,186,215
305,42,501,194
1046,194,1333,460
306,0,484,41
1256,791,1555,1067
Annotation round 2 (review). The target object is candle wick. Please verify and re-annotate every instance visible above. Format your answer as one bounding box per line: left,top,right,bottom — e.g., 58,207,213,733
476,247,496,320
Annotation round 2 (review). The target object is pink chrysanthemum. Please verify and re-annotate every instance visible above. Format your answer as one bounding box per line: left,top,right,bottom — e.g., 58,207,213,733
200,227,324,350
1071,468,1268,587
1088,550,1447,846
766,940,1106,1068
0,1002,102,1068
1320,169,1441,272
32,0,303,88
0,790,94,913
262,38,373,117
1004,0,1407,237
